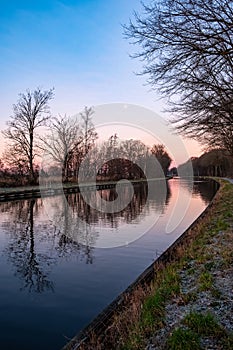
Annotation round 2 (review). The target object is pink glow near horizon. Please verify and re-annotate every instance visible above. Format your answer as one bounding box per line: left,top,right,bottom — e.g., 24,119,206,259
0,102,203,168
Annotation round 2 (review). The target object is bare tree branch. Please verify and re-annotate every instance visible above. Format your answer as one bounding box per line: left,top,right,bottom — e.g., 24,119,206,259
40,115,81,182
2,88,54,183
125,0,233,154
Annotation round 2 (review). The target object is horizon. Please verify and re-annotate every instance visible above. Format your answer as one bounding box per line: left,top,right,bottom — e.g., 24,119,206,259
0,0,203,165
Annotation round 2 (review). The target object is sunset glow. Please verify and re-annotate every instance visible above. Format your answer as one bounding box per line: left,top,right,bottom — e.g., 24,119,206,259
0,0,203,164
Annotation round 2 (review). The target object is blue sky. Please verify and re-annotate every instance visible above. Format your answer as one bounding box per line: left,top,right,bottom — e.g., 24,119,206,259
0,0,202,162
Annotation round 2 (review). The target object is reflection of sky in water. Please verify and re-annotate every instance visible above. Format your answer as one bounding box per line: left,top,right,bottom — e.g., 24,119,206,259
41,180,167,248
0,179,217,350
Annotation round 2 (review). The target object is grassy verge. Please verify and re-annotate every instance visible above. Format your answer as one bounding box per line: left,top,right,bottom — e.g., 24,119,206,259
77,179,233,350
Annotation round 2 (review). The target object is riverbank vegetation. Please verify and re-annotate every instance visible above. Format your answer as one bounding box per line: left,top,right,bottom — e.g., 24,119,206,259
177,149,233,178
1,89,233,188
76,180,233,349
0,92,172,186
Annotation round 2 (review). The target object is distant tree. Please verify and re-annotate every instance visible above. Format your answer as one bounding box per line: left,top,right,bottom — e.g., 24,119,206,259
198,149,231,177
41,115,81,182
178,157,199,177
125,0,233,154
178,149,233,177
120,139,149,162
95,137,149,180
120,139,149,177
3,88,54,183
3,147,30,178
80,106,98,157
151,144,172,175
96,138,172,180
74,106,98,179
0,159,5,173
170,167,178,177
106,134,119,159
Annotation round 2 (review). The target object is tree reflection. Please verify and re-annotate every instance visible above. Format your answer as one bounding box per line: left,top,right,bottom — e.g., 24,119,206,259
53,195,96,264
65,180,171,229
177,177,218,204
44,195,98,264
193,180,218,204
0,180,171,292
3,199,54,293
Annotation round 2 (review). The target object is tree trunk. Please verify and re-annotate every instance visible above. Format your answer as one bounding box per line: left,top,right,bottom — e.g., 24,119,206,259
29,132,35,184
63,155,69,183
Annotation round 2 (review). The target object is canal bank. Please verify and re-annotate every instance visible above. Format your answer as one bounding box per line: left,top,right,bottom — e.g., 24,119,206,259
0,178,166,202
63,179,233,350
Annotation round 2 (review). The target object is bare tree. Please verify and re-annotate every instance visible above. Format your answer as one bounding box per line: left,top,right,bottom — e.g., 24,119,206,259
41,115,81,182
95,138,170,180
151,144,172,175
178,149,233,177
3,146,30,179
203,123,233,156
3,88,54,183
80,106,98,156
125,0,233,154
75,106,98,179
41,108,98,182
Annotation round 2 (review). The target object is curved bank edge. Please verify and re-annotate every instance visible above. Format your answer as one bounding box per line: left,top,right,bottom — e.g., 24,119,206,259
61,178,220,350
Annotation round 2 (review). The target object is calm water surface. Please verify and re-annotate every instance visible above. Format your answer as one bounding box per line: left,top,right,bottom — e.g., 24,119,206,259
0,179,217,349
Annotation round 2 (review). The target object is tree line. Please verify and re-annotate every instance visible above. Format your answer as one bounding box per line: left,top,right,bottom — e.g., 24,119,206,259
0,88,172,186
178,149,233,177
79,134,172,182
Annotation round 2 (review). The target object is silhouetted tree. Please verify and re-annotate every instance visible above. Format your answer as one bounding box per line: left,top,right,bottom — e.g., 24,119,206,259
80,106,98,156
3,146,30,179
71,106,98,180
125,0,233,154
3,88,54,183
41,115,81,182
151,144,172,175
178,149,233,177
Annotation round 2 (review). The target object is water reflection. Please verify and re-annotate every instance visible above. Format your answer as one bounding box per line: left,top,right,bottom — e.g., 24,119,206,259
0,179,219,350
3,200,54,293
193,179,219,203
0,181,171,293
43,181,172,248
54,196,96,264
70,181,171,227
177,179,218,204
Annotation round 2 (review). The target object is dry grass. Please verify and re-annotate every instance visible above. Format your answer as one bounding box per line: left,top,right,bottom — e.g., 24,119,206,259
70,179,233,350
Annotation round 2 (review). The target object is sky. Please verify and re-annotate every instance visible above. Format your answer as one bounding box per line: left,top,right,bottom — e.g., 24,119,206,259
0,0,203,165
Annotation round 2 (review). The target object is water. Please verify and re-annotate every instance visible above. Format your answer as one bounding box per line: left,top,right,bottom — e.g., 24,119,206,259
0,178,217,349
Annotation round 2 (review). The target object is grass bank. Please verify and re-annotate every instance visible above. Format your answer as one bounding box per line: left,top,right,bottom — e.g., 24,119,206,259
75,179,233,350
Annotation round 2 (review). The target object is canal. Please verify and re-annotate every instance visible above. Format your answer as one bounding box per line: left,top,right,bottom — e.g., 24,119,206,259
0,178,218,349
